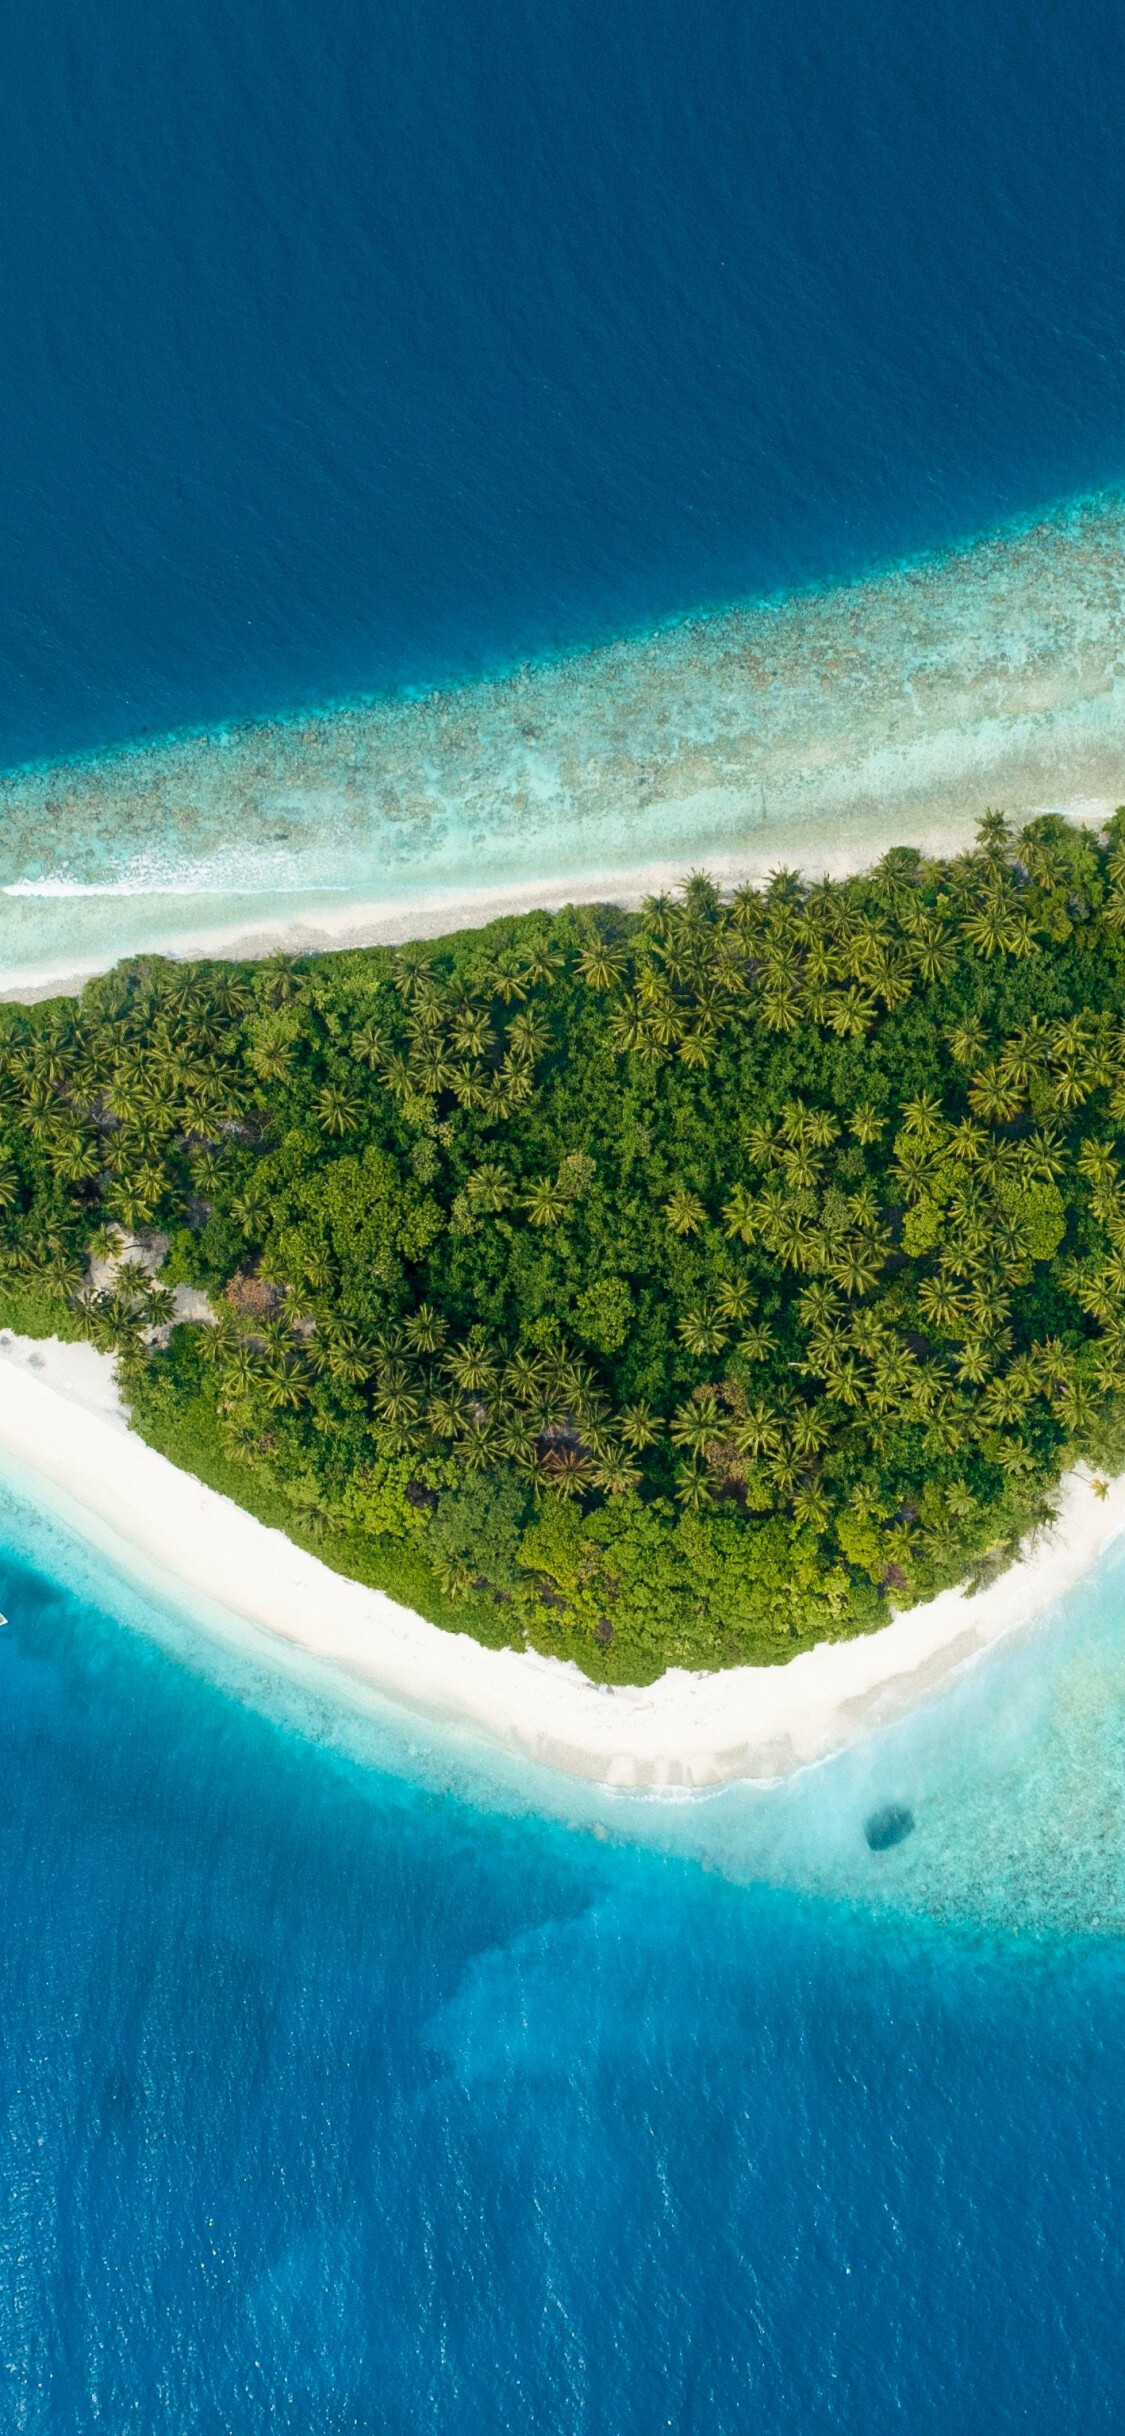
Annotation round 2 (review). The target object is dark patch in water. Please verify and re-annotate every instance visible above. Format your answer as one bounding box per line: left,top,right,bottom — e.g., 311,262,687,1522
865,1804,915,1853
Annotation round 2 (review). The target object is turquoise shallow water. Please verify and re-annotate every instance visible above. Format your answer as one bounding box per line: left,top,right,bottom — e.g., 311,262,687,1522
8,0,1125,2409
4,1459,1125,2427
7,490,1125,990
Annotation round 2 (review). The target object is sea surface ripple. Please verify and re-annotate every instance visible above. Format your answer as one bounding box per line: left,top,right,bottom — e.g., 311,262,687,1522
3,1467,1125,2428
5,0,1125,982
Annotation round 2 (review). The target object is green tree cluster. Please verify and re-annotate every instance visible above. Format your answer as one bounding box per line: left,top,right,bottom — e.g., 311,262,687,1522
6,811,1125,1680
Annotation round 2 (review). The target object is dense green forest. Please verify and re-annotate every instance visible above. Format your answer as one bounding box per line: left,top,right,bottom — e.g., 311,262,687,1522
5,811,1125,1682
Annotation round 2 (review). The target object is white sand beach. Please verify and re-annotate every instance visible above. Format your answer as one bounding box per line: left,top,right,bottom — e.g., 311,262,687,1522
2,1327,1123,1789
2,797,1116,1006
6,485,1125,1000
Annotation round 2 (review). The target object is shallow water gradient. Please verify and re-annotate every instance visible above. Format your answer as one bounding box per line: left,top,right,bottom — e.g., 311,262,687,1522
7,0,1125,982
3,1467,1125,2430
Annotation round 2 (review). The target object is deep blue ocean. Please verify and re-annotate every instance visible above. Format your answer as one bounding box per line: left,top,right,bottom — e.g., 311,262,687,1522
3,0,1125,771
7,0,1125,2420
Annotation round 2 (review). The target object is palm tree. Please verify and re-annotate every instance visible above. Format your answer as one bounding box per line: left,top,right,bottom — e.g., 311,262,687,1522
576,938,627,992
979,1373,1030,1429
590,1448,642,1497
1092,1343,1125,1396
968,1066,1023,1124
450,1063,490,1111
796,1279,842,1331
779,1141,821,1192
618,1401,662,1450
448,1002,491,1059
1057,1380,1097,1438
314,1084,362,1137
1072,1269,1116,1323
372,1362,422,1429
770,1207,820,1273
760,985,801,1036
638,979,681,1039
523,1177,568,1227
506,1009,549,1061
1077,1139,1119,1193
715,1276,752,1322
733,1399,784,1460
916,1275,964,1333
789,1403,829,1458
523,941,565,988
490,950,531,1005
721,1186,758,1244
826,986,875,1041
669,1392,723,1459
608,1005,648,1056
1024,1338,1071,1397
743,1119,777,1166
826,1352,866,1407
83,1218,120,1267
411,1045,456,1099
665,1188,707,1236
49,1129,101,1186
465,1161,510,1216
503,1348,548,1405
907,917,954,986
543,1446,593,1499
261,1351,309,1412
44,1248,87,1304
673,1016,714,1068
945,1118,985,1166
948,1017,987,1070
678,1306,728,1357
675,1462,714,1513
641,890,675,939
952,1339,989,1386
404,1303,446,1355
1051,1060,1091,1112
792,1481,831,1532
728,884,763,942
496,1057,534,1109
392,944,434,1001
438,1342,492,1404
0,1150,20,1213
351,1020,385,1070
849,1102,884,1147
962,892,1016,959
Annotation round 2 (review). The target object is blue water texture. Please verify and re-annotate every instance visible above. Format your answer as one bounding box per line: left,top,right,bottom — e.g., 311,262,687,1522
4,0,1125,773
9,3,1125,2420
5,1463,1125,2432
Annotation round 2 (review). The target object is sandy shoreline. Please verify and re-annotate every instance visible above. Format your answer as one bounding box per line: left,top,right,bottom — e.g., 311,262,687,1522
2,797,1116,1003
2,1328,1123,1788
0,823,974,1001
6,484,1125,1004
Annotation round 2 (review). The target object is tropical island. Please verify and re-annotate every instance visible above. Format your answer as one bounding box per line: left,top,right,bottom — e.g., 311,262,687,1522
4,810,1125,1689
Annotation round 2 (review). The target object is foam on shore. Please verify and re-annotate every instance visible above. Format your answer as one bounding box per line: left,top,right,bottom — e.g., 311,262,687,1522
2,1329,1123,1792
4,488,1125,993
